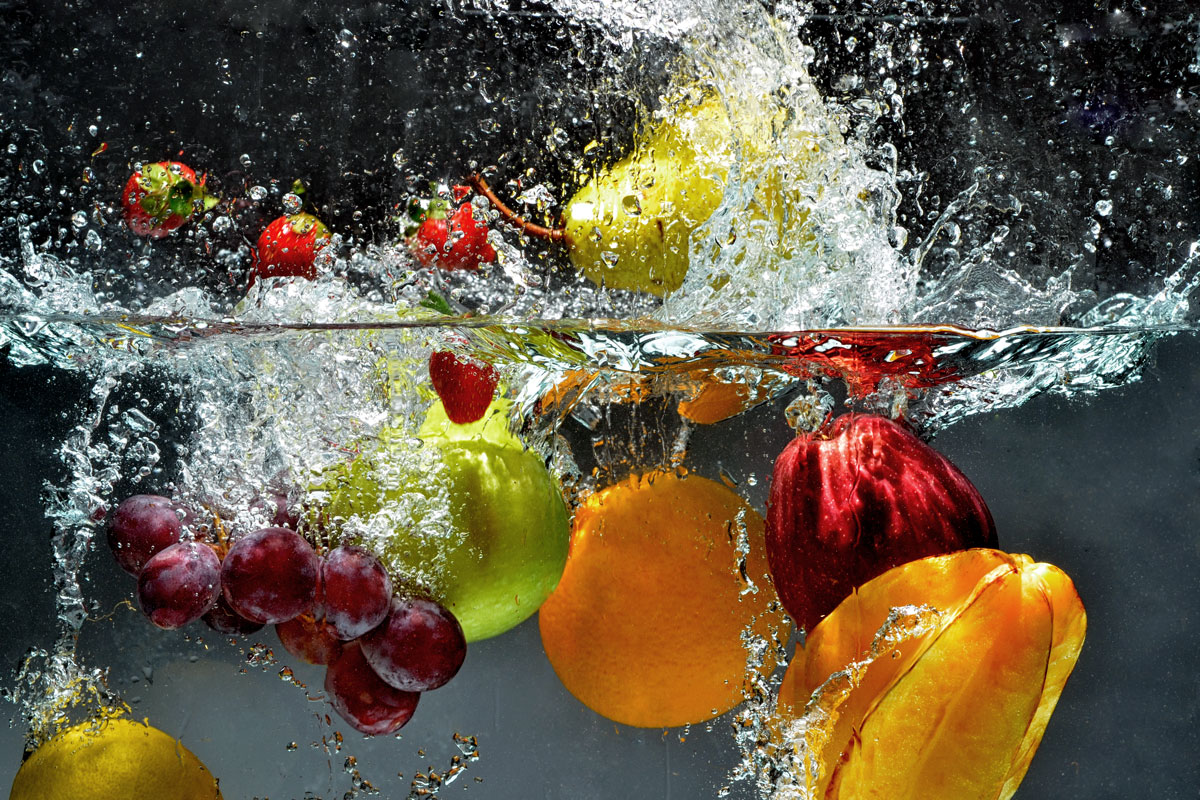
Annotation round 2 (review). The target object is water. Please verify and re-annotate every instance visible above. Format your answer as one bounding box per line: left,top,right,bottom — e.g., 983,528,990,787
2,0,1200,798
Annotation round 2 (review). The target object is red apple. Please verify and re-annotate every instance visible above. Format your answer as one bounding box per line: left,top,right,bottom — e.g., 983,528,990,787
765,414,998,633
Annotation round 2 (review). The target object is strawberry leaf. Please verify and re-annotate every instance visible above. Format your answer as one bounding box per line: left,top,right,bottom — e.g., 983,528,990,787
419,291,455,316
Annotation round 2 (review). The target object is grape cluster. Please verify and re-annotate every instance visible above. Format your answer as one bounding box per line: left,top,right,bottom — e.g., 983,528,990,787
106,493,467,736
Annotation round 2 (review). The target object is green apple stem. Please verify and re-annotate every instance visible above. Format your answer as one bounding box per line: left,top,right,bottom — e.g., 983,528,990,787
468,174,569,245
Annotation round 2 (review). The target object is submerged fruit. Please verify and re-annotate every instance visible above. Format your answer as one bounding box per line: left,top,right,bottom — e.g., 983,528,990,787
765,414,997,632
317,400,569,642
538,471,786,728
428,350,499,425
9,717,222,800
775,549,1086,800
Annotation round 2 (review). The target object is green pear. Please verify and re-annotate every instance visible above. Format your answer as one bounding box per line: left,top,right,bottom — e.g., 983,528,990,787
313,401,569,642
561,91,823,297
563,95,731,296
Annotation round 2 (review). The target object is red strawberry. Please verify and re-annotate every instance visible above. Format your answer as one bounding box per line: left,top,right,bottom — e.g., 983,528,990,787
765,414,998,632
409,195,496,271
429,351,499,424
250,212,332,285
121,161,218,238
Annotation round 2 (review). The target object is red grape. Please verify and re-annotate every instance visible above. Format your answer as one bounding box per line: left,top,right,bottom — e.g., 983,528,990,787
360,596,466,692
203,594,265,635
276,615,345,665
324,643,420,736
321,545,392,640
136,542,221,630
221,527,319,624
107,494,188,575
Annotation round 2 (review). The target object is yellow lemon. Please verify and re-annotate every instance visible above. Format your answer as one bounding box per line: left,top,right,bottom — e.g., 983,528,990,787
9,717,222,800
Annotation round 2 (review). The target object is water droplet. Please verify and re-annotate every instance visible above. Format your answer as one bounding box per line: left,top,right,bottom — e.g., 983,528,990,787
239,154,253,168
248,185,268,201
337,29,355,48
84,229,102,252
282,193,303,214
71,211,88,231
87,124,98,137
621,194,642,216
1095,199,1113,217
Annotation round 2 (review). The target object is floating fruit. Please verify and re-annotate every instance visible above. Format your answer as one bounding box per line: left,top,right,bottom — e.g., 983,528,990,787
316,400,569,642
775,549,1086,800
559,95,730,295
765,414,997,632
470,95,727,296
472,88,819,296
538,471,786,728
276,614,345,665
8,717,222,800
408,192,496,271
250,212,332,284
121,161,218,238
321,544,392,640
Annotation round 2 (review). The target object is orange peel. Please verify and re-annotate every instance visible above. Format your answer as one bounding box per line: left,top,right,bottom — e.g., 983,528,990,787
539,471,785,727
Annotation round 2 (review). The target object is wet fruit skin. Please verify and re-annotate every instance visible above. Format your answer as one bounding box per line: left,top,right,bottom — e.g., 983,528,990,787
220,527,320,624
361,596,467,692
324,643,421,736
8,717,223,800
202,594,264,635
107,494,189,576
538,471,786,728
410,203,496,270
775,550,1086,800
276,614,345,665
136,541,222,630
319,401,570,642
765,414,998,632
428,351,499,425
321,545,393,640
250,212,332,284
121,161,217,239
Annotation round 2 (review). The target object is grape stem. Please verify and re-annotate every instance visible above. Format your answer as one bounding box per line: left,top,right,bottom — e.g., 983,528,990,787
468,174,569,244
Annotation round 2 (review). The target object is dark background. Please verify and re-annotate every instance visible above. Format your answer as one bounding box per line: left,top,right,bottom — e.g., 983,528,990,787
3,0,1200,797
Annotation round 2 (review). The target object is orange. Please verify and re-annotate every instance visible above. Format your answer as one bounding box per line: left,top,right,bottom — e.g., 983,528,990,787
538,470,786,728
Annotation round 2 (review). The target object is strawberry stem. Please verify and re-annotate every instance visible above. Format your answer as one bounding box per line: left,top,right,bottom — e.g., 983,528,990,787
468,174,568,244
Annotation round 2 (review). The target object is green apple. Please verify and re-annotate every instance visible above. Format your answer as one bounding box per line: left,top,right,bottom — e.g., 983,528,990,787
314,401,569,642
